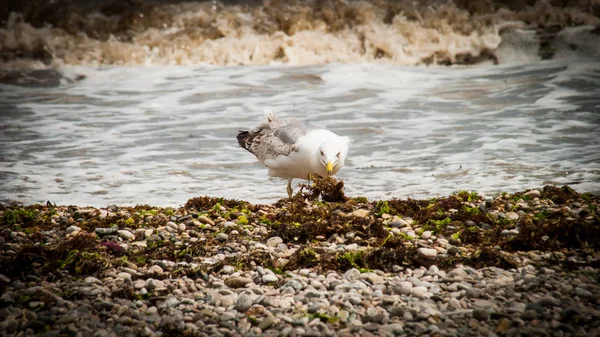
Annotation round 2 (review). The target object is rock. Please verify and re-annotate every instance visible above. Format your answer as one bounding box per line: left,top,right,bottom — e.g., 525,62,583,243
225,277,253,288
389,218,409,228
466,288,482,298
222,265,235,274
259,315,275,330
84,276,101,284
472,309,488,321
448,246,460,255
537,296,560,307
421,231,432,240
283,279,303,290
235,294,253,312
575,287,592,297
501,229,519,236
117,230,135,241
411,286,430,298
24,320,46,331
133,280,146,289
148,265,163,274
65,225,81,235
197,216,215,226
396,282,413,295
418,248,437,258
266,236,283,247
521,310,537,321
358,272,384,285
524,190,541,198
215,233,228,242
495,318,511,333
56,313,78,324
352,209,370,218
449,298,462,310
335,281,367,291
131,241,147,248
220,312,236,321
262,274,278,283
343,268,361,281
478,222,491,229
382,323,404,334
117,272,131,279
28,301,44,309
505,212,519,220
95,227,118,236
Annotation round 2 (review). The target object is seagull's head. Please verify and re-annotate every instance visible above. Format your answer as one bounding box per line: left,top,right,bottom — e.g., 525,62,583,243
318,140,348,177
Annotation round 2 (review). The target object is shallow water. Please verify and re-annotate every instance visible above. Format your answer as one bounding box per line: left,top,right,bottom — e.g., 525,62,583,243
1,57,599,206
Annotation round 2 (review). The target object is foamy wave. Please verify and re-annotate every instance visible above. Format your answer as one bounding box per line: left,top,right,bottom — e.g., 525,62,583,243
0,0,598,68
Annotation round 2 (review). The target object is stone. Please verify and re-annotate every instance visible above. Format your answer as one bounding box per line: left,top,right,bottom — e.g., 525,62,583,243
56,313,78,324
343,268,361,281
225,277,253,288
574,287,592,297
65,225,81,234
197,216,215,226
259,315,275,330
220,312,235,321
117,272,131,279
449,298,462,310
235,294,253,312
524,190,541,198
396,281,413,295
411,286,430,298
117,230,135,241
506,212,519,220
215,233,229,242
358,272,384,285
466,288,482,298
84,276,101,284
496,318,511,333
266,236,283,247
149,265,163,274
418,248,437,258
537,296,560,307
352,209,370,218
335,281,367,291
262,274,278,283
95,227,118,236
472,309,489,321
222,265,235,274
382,323,404,334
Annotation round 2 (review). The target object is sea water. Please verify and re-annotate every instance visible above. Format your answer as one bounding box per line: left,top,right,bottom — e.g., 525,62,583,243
0,1,599,206
1,58,599,206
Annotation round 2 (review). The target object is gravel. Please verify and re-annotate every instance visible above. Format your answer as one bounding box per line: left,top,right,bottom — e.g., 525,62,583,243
0,186,599,336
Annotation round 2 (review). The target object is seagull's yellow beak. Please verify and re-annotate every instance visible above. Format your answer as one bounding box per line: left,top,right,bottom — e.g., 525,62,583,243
326,161,333,176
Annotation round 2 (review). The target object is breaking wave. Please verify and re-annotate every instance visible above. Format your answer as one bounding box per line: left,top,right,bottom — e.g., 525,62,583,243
0,0,599,68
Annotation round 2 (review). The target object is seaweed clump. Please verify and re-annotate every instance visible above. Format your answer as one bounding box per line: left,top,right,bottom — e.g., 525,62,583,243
303,174,349,203
1,185,598,282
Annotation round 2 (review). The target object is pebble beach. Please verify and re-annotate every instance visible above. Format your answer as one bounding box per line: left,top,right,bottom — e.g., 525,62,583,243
1,183,599,337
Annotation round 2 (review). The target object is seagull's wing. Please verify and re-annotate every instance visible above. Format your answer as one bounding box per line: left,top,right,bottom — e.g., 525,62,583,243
237,118,307,163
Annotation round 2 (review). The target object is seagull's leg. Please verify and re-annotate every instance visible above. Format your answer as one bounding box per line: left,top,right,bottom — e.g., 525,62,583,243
287,179,293,199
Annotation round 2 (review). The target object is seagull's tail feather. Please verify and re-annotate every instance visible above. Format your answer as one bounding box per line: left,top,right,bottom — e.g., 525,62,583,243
237,130,253,153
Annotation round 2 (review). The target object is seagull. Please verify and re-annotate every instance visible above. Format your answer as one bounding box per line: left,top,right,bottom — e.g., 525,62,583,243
237,110,350,198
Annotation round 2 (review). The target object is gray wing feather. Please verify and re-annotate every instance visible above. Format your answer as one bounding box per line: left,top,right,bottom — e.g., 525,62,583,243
238,119,307,162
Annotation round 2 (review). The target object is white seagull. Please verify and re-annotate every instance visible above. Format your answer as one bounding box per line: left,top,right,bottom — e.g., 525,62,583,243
237,110,350,198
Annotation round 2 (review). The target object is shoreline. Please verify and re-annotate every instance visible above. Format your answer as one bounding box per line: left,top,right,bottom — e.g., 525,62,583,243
1,184,599,336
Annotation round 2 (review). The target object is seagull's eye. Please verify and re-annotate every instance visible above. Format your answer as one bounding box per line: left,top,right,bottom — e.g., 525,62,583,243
320,150,324,156
336,152,340,157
